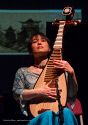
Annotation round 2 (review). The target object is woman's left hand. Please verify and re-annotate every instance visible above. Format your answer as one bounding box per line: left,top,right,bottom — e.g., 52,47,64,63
53,60,74,75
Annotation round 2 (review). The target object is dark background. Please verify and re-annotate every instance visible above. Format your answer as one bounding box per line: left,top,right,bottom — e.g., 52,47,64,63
0,0,88,124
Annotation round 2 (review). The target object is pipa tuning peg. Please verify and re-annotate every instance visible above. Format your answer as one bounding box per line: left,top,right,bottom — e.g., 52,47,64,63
62,6,74,21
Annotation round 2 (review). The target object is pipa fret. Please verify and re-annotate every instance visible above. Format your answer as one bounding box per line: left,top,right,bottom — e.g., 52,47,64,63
44,21,65,83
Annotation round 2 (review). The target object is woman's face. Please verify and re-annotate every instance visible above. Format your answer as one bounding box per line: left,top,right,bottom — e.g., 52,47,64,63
31,35,50,56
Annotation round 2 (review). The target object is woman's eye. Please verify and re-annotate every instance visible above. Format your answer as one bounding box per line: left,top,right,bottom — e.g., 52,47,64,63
32,40,37,43
42,39,46,42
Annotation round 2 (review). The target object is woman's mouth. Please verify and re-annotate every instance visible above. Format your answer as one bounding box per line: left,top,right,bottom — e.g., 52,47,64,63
37,46,43,49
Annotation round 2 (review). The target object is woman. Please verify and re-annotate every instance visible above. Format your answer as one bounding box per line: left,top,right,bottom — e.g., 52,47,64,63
12,32,78,125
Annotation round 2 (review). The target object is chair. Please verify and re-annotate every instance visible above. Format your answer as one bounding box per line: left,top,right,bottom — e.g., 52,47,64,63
67,98,84,125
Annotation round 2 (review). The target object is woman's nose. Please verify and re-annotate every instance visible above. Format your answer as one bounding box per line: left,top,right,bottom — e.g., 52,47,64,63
37,40,42,44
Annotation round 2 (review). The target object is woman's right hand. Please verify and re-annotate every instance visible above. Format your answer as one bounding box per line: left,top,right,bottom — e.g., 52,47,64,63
23,80,57,101
34,80,57,101
37,87,57,100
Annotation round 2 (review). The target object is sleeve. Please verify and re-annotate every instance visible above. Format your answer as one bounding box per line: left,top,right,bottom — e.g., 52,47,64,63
12,68,28,116
12,68,24,102
66,72,78,103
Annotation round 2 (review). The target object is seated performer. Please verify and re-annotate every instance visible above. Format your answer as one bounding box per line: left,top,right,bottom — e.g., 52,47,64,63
12,32,78,125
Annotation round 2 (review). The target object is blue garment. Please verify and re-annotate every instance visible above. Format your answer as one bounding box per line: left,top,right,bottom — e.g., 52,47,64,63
27,108,78,125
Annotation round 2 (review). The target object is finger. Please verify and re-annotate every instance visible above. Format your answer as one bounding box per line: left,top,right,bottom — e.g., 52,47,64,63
46,80,52,86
